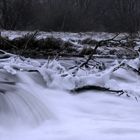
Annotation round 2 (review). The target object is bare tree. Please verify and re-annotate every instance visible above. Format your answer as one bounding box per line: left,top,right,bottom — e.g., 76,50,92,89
0,0,34,30
0,0,140,32
104,0,140,33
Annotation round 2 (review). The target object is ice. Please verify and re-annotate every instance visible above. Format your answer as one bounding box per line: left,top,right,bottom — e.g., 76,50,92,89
0,55,140,139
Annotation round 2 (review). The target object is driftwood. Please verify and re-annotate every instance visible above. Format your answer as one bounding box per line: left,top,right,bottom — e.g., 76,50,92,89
79,33,138,68
79,34,120,68
0,31,138,59
71,85,124,94
68,35,122,72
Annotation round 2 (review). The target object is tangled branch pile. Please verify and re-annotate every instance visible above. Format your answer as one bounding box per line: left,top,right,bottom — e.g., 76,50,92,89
0,31,139,59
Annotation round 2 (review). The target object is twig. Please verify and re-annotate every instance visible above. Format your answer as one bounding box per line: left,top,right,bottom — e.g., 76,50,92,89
0,35,17,49
23,30,39,50
123,63,140,75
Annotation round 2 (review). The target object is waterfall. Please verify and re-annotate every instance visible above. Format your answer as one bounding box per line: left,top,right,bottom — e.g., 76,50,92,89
0,70,52,127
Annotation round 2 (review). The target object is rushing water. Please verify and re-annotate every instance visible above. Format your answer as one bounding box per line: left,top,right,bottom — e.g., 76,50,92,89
0,57,140,140
0,70,52,127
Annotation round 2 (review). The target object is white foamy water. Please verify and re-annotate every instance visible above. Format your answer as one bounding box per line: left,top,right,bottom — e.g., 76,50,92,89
0,70,52,127
0,56,140,140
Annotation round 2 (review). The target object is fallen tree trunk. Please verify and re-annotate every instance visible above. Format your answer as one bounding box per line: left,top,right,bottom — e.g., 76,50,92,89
71,85,124,94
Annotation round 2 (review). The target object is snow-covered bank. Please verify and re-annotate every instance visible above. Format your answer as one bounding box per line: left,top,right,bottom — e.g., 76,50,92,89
0,55,140,139
0,31,118,41
0,31,138,58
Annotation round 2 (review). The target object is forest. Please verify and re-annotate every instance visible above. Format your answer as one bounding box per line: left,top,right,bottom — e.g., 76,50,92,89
0,0,140,33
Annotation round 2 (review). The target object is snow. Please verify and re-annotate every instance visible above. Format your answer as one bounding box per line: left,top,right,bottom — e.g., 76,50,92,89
1,31,138,60
1,31,117,41
0,55,140,140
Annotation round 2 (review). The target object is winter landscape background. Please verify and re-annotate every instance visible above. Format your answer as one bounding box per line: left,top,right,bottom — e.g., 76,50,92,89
0,0,140,140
